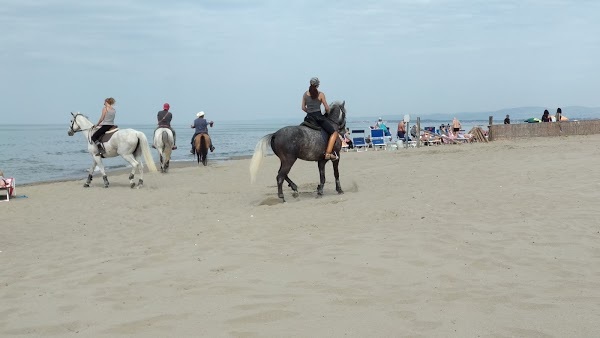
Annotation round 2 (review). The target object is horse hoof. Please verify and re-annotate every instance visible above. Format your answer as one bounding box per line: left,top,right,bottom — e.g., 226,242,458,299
337,190,344,194
292,191,299,198
83,183,90,188
130,183,136,189
104,185,109,188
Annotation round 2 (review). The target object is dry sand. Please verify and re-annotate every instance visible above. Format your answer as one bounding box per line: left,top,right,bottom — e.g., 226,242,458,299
1,135,600,337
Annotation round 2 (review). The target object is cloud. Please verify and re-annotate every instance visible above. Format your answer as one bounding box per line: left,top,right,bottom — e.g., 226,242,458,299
1,0,599,123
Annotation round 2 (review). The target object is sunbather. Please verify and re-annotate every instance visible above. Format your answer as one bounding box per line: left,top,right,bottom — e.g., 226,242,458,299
0,170,6,188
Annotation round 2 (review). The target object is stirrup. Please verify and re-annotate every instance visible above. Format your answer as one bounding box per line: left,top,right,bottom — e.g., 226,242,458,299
324,153,339,161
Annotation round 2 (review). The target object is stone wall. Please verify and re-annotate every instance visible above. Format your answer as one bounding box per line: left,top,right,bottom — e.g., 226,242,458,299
488,120,600,140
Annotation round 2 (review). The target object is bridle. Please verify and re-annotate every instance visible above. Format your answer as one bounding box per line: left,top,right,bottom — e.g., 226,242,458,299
68,113,93,135
325,104,346,133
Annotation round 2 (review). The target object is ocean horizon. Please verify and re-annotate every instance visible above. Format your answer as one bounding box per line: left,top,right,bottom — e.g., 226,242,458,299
1,118,493,185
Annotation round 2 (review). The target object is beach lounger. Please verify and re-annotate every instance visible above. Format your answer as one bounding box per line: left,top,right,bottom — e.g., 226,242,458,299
370,129,387,150
0,177,15,202
351,129,368,152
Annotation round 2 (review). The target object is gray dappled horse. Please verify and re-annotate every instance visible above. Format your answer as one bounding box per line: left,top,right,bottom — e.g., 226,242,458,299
249,101,346,202
153,128,174,173
68,112,157,188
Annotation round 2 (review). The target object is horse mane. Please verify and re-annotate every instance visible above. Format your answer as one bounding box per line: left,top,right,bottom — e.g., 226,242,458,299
74,112,89,119
330,100,343,108
325,101,346,130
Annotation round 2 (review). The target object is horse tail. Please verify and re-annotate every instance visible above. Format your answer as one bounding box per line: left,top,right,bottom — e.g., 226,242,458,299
138,132,158,173
249,133,273,184
200,134,206,153
161,130,172,161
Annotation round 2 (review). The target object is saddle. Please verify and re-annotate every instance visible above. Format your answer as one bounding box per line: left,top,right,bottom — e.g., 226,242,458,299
300,119,320,131
299,120,332,144
301,113,338,132
94,126,119,143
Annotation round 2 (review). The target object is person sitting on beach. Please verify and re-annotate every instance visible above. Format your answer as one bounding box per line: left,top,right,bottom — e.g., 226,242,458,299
410,125,418,139
0,170,7,188
91,97,116,156
420,131,441,144
541,109,551,122
155,103,177,150
301,77,339,160
457,132,475,143
504,115,511,124
341,128,353,149
190,111,215,154
375,118,389,135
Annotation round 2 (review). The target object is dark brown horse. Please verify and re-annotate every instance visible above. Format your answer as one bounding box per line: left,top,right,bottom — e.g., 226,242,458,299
193,133,211,166
249,101,346,202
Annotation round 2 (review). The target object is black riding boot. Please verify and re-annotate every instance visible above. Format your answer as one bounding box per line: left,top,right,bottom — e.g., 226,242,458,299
94,141,105,156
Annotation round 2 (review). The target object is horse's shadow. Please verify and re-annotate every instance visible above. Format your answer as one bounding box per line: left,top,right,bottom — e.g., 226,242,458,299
258,181,358,205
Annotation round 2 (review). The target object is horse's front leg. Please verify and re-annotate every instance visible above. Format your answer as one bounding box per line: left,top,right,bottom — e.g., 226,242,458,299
332,158,343,194
316,160,327,196
84,159,97,187
94,157,109,188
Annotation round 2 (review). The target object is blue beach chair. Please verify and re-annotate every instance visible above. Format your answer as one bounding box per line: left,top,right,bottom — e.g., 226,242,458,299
370,129,387,150
351,129,367,152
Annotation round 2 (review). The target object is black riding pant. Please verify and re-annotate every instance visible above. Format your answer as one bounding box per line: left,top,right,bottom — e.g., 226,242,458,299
305,111,336,135
91,125,112,142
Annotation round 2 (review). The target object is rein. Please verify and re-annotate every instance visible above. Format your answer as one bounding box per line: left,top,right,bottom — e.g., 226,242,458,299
70,113,96,144
70,114,94,132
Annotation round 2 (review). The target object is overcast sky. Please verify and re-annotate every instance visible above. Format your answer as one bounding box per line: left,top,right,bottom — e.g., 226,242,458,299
2,0,599,124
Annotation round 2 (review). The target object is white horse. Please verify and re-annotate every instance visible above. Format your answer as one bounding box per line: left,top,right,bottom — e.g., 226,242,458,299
68,112,157,188
153,128,174,173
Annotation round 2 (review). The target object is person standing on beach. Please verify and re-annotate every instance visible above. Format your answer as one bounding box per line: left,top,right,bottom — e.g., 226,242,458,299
556,108,562,122
397,120,406,140
504,115,511,124
452,117,461,133
91,97,116,156
156,103,177,150
190,111,215,154
301,77,339,160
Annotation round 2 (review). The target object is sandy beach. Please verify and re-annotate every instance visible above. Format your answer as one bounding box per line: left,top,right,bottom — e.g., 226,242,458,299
1,135,600,337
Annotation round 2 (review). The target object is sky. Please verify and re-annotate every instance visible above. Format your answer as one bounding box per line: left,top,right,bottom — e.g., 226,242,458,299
1,0,599,124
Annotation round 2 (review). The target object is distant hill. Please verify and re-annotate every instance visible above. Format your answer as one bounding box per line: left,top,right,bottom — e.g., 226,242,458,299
441,106,600,121
352,106,600,122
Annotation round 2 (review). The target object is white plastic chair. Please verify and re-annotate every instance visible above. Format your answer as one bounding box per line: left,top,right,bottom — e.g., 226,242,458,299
1,178,15,202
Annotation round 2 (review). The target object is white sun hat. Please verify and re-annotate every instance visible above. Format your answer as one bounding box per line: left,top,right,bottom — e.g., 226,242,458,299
196,111,205,118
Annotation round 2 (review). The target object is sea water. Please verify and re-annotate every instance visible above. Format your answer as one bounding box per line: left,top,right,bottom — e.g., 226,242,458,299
0,118,491,185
